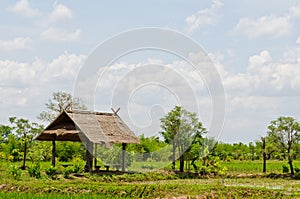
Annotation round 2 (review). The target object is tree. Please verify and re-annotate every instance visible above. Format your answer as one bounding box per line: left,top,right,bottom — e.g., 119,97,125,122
267,116,300,175
160,106,206,172
38,91,86,122
0,125,13,143
9,117,43,170
259,136,276,173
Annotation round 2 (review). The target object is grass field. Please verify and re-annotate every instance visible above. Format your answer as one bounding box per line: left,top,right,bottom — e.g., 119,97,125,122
1,160,300,198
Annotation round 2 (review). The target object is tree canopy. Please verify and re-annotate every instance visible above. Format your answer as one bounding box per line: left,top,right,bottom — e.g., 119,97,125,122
38,91,86,122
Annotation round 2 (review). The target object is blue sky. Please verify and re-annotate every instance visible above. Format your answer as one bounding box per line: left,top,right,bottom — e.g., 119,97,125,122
1,0,300,143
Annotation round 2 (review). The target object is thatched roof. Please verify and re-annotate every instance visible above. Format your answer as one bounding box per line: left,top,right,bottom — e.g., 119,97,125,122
35,110,140,144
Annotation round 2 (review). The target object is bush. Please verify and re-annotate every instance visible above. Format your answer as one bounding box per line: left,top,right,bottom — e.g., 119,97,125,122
28,163,41,179
72,157,85,174
294,167,300,173
282,165,289,173
63,166,74,178
8,165,22,180
294,172,300,180
45,166,57,178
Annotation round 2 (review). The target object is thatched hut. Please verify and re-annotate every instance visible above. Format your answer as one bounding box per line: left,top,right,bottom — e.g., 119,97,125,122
35,110,140,172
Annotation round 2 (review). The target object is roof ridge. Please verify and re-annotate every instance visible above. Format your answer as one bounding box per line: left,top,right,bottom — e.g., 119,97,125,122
67,110,114,116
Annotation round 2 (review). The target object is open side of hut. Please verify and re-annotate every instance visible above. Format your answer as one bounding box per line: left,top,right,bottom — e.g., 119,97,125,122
35,110,140,172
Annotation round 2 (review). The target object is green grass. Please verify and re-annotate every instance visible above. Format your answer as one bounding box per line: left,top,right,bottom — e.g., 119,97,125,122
1,160,300,198
221,160,300,174
0,192,128,199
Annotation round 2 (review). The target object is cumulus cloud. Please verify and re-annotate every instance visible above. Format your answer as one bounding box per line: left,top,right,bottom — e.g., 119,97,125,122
234,3,300,39
185,0,223,33
0,52,85,88
41,28,81,42
49,3,73,24
8,0,40,18
235,16,292,38
0,37,32,51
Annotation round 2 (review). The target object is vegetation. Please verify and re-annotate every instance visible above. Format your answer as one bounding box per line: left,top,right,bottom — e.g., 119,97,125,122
267,116,300,175
0,92,300,198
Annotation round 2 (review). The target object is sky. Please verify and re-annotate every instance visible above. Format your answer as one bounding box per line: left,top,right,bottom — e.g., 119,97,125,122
1,0,300,143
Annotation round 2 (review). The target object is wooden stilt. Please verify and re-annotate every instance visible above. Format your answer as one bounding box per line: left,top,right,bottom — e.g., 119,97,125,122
94,143,97,169
122,143,126,172
52,135,56,167
85,141,93,173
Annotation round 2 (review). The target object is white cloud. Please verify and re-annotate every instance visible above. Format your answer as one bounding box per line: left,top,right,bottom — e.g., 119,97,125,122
9,0,40,18
288,3,300,18
185,0,223,33
49,3,73,24
235,16,292,38
46,51,86,79
41,28,81,42
0,37,32,51
0,52,85,88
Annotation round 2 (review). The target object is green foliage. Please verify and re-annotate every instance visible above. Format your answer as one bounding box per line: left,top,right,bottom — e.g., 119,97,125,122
282,165,289,173
56,142,85,162
28,162,41,179
71,157,85,174
97,145,133,167
160,106,207,172
63,166,74,178
9,117,43,169
127,134,167,162
267,116,300,175
45,166,57,178
8,164,22,180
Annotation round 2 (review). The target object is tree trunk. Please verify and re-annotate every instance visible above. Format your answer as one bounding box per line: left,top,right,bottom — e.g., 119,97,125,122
263,152,267,173
288,156,294,175
179,153,184,172
172,142,175,170
22,140,27,170
262,137,266,173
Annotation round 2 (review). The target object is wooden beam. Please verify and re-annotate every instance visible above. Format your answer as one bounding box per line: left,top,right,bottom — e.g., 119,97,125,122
52,135,56,167
111,107,120,116
122,143,126,172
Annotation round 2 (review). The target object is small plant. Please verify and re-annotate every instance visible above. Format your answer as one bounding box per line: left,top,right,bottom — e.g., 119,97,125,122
28,162,41,179
282,165,289,173
72,157,85,174
45,166,57,178
8,165,22,180
63,166,74,178
294,167,300,173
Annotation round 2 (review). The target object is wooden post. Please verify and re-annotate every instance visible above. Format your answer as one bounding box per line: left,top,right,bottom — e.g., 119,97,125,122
94,143,97,169
122,143,126,172
85,141,94,173
52,135,56,167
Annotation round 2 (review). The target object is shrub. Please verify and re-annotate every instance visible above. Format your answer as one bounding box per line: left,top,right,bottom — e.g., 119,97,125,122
294,167,300,173
8,165,22,180
28,163,41,179
294,172,300,180
282,165,289,173
72,157,85,174
45,166,57,178
63,166,74,178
